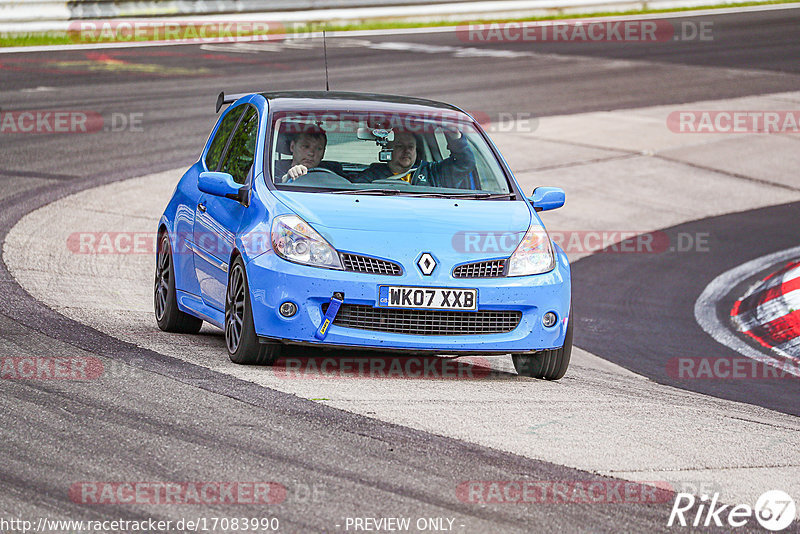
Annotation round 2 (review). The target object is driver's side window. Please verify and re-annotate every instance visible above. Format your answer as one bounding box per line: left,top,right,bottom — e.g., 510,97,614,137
220,106,259,184
205,105,245,171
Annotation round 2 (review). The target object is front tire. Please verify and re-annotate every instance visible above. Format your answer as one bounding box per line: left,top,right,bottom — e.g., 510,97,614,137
225,257,281,365
513,311,573,380
155,232,203,334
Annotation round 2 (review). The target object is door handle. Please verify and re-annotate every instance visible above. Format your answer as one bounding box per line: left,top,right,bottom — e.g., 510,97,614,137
197,202,206,213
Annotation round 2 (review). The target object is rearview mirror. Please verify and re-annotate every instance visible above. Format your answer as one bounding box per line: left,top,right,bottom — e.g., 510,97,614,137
529,186,565,212
198,171,244,202
357,127,394,142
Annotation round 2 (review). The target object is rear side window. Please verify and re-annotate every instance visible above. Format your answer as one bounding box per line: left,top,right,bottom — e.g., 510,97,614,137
205,105,245,171
220,106,259,184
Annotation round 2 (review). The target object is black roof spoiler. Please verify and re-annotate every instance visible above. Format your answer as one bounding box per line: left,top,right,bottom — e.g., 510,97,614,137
216,91,252,113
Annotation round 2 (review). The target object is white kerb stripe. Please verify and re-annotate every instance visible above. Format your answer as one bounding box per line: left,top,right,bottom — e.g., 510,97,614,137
694,246,800,378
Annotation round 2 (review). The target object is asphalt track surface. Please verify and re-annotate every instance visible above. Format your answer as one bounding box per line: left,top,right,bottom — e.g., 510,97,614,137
1,7,800,532
575,201,800,416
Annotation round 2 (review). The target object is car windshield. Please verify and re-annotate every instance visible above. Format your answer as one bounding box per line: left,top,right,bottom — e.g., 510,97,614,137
268,110,514,198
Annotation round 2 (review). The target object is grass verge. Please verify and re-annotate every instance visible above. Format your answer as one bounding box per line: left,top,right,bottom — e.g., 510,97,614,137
1,0,797,48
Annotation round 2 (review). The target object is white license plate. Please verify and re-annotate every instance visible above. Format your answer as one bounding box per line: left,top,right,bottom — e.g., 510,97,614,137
378,286,477,310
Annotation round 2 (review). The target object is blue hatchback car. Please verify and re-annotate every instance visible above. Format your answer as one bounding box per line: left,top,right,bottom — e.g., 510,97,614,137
155,91,572,379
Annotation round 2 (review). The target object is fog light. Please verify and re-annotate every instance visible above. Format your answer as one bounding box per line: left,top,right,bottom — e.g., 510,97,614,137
542,312,557,328
279,302,297,317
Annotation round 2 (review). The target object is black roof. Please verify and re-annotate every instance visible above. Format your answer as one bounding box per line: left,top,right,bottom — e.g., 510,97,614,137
258,91,465,114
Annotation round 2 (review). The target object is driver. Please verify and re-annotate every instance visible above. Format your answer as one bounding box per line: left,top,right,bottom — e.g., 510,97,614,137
355,128,475,188
275,126,334,182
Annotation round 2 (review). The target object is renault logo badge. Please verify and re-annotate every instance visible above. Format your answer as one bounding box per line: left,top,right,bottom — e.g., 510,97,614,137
417,253,437,276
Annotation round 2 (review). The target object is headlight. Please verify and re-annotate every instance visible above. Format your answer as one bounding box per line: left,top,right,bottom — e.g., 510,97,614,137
506,224,555,276
271,215,343,270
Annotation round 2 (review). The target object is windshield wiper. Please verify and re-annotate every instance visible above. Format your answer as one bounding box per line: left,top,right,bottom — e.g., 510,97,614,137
444,192,516,199
400,192,477,198
329,190,515,199
330,189,405,195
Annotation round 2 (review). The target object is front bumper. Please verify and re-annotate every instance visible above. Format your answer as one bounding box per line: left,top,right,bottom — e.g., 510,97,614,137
246,250,571,354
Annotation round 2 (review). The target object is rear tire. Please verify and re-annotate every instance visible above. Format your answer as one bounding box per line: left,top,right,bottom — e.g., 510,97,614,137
155,232,203,334
513,311,573,380
225,256,281,365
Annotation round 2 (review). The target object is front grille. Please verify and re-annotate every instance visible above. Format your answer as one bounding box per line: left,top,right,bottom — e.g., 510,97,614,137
323,304,521,335
340,253,402,276
453,259,507,278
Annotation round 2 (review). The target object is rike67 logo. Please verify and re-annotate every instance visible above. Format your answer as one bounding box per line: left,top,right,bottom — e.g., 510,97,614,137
668,490,796,531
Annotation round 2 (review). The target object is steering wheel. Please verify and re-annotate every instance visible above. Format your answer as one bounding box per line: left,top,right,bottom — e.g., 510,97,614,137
291,168,352,186
307,167,341,176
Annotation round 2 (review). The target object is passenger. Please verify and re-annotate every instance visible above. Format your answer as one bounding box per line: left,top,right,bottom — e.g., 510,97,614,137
356,128,475,188
275,126,337,182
